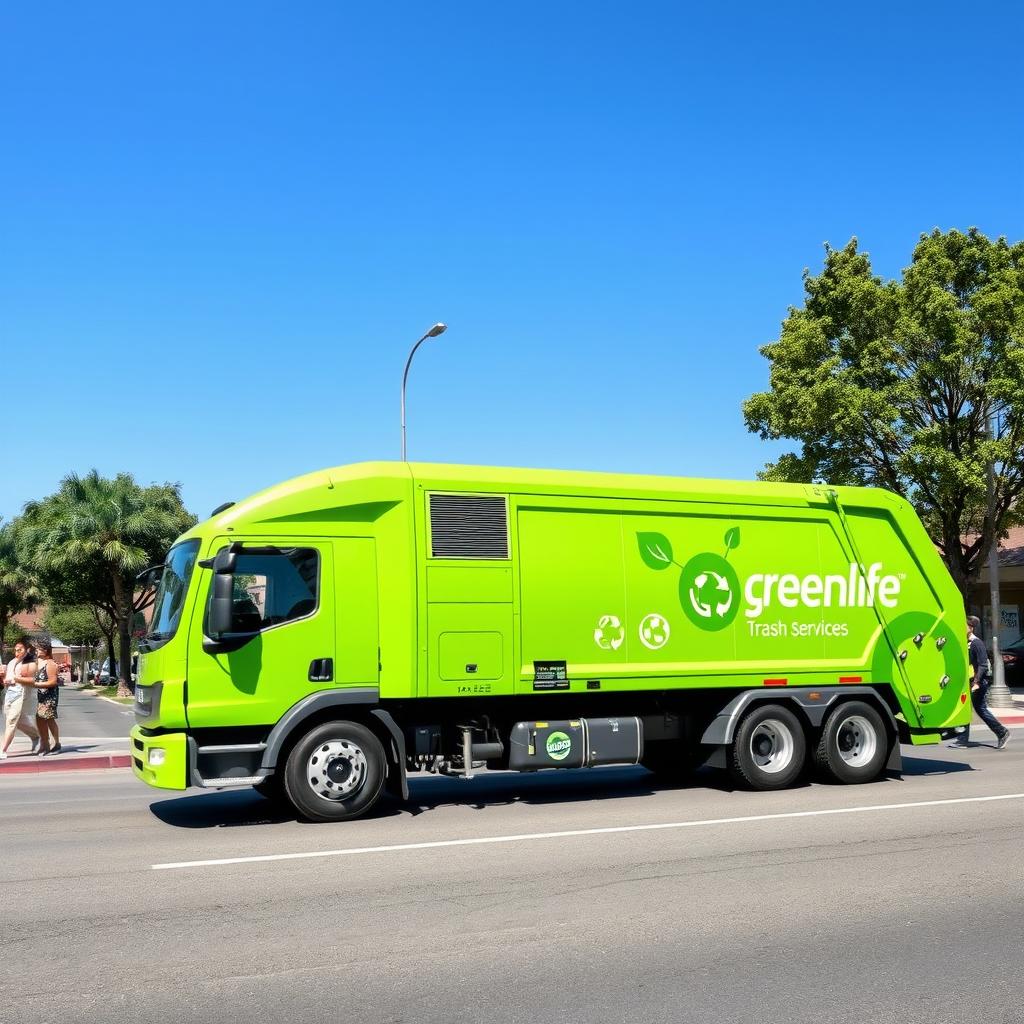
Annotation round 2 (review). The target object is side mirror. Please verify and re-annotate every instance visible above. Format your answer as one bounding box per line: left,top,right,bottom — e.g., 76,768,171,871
208,572,235,635
213,548,237,574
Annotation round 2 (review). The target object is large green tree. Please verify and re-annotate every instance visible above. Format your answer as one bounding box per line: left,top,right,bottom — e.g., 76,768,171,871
32,546,121,678
20,471,196,695
44,604,104,645
0,520,40,660
42,603,109,681
744,228,1024,598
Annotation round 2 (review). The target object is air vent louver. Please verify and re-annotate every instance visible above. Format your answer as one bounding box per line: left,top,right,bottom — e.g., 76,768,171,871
429,494,509,559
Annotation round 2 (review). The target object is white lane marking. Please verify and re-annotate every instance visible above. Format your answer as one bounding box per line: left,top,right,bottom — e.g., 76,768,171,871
152,791,1024,871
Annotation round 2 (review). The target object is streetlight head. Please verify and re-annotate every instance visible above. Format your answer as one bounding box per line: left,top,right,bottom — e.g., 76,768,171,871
427,322,447,338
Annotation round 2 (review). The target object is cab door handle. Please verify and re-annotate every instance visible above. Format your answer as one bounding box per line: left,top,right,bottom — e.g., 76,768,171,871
308,658,334,682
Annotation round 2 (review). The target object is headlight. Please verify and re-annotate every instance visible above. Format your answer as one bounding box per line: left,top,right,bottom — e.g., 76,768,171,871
148,748,166,767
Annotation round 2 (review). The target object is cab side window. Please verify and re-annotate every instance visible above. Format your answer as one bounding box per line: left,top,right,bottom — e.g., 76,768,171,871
213,548,319,634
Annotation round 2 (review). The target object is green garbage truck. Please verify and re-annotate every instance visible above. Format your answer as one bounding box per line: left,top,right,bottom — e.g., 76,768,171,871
131,462,972,822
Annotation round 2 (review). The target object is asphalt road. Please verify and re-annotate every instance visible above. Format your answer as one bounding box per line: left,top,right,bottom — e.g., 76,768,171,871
57,687,134,742
2,728,1022,1024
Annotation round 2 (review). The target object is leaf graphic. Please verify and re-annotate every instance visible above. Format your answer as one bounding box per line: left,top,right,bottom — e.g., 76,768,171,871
637,532,673,570
724,527,740,550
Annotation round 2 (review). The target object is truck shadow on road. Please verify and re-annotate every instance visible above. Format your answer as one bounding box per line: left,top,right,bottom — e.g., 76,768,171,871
398,756,974,811
401,766,694,816
147,766,719,829
900,754,975,774
146,755,973,829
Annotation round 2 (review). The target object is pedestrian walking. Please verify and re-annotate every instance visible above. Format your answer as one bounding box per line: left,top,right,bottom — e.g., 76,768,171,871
949,616,1011,749
34,638,62,756
1,638,41,759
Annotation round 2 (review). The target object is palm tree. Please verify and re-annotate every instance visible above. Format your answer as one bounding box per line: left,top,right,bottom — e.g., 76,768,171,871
21,471,196,696
0,520,40,659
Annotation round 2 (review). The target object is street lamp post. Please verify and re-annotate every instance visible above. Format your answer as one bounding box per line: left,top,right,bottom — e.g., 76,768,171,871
986,408,1014,709
401,322,447,461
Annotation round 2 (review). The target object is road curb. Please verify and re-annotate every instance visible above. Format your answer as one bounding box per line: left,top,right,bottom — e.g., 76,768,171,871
96,694,134,707
76,688,134,708
993,712,1024,725
0,753,131,776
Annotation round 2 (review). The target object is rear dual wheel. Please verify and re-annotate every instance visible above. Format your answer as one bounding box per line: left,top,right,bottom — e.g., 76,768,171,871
813,701,888,784
730,704,806,790
730,700,889,790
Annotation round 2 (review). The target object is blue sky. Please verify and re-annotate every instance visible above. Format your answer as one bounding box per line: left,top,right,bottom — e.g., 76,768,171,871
2,1,1022,523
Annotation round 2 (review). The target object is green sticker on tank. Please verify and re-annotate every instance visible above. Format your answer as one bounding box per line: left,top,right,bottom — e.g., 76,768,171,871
545,731,572,760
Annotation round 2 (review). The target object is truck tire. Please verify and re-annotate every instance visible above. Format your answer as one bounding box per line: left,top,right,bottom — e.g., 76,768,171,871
813,701,888,785
730,703,806,790
283,721,386,823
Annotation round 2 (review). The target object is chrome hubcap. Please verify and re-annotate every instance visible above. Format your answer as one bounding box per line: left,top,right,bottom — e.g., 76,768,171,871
836,715,876,768
750,719,795,775
306,740,367,800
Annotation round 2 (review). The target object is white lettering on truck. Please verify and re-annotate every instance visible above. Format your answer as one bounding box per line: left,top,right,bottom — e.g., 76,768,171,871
744,563,900,619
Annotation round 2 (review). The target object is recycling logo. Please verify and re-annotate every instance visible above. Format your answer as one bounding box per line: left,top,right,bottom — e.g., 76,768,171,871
594,614,625,650
637,526,742,633
639,613,671,650
679,553,740,632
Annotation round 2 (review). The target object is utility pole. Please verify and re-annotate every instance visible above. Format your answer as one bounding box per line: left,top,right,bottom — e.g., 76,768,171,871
986,408,1014,709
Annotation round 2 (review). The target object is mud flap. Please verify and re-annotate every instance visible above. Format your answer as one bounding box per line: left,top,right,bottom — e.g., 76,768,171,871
885,734,902,775
370,708,409,801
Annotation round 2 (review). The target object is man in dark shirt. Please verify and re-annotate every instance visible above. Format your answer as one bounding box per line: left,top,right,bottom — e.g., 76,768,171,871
949,616,1011,749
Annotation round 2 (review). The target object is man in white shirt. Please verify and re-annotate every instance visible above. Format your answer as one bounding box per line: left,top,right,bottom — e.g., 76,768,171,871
1,638,41,759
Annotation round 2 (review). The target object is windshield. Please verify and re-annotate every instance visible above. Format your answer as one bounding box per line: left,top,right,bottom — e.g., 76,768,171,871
147,540,200,641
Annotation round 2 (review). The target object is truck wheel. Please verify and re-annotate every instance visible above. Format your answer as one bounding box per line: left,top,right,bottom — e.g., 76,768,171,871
283,721,386,823
730,703,806,790
813,701,888,784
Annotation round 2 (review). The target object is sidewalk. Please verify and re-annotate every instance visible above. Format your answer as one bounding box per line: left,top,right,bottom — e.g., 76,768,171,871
988,686,1024,724
0,745,132,775
1,684,133,775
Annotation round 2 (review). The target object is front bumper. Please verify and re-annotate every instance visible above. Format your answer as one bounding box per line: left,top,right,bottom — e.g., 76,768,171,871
130,726,189,790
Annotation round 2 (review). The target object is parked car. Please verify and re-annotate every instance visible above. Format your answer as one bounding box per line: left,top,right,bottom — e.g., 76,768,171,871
92,658,117,684
91,658,136,685
998,635,1024,688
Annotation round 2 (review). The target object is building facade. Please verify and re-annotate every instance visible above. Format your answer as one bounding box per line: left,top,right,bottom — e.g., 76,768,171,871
967,526,1024,646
